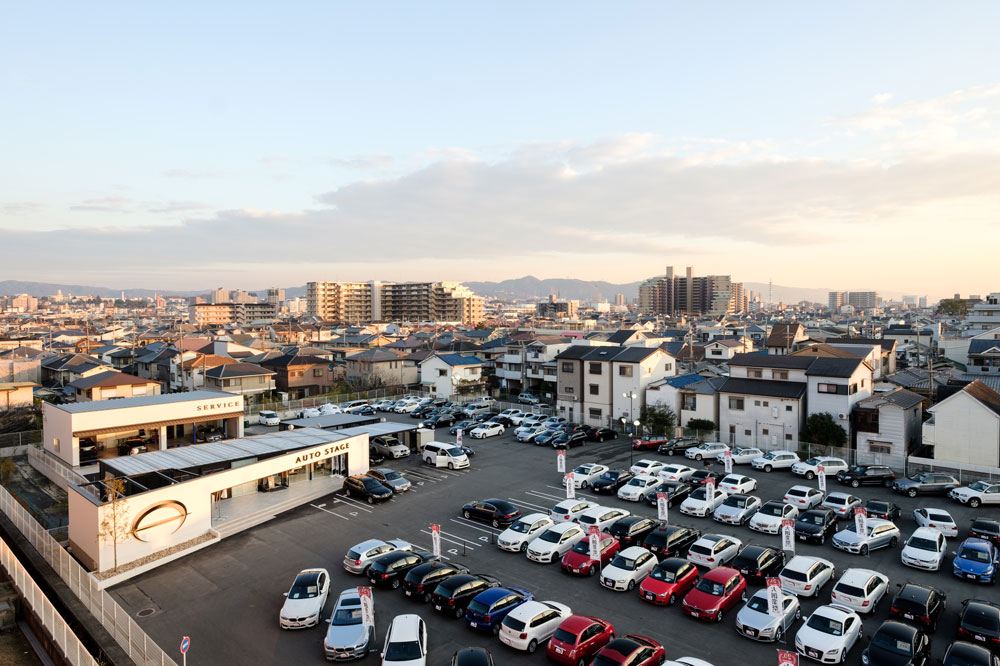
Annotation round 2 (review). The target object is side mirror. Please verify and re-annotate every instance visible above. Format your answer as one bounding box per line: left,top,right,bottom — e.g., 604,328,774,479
325,618,332,624
283,592,288,597
950,551,957,557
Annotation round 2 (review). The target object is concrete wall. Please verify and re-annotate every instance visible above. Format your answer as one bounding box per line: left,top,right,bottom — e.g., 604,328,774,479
719,393,802,448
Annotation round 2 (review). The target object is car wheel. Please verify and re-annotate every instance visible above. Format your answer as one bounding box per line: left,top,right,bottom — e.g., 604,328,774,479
851,479,860,488
367,496,374,504
464,510,471,519
391,578,400,589
715,609,724,623
527,639,538,654
741,589,747,601
860,544,868,556
519,542,528,552
581,481,589,489
448,462,455,470
838,650,846,664
890,536,898,547
907,488,917,498
695,454,703,461
883,479,893,488
666,593,676,605
492,623,501,636
775,627,784,643
805,471,815,480
492,519,500,528
589,565,596,576
764,465,773,473
970,498,982,508
627,580,635,591
423,592,432,603
598,436,604,443
577,659,587,666
454,606,464,619
820,534,825,545
668,449,675,456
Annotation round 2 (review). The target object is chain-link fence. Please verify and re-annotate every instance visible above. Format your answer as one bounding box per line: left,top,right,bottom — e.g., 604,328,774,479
0,429,41,450
905,456,1000,484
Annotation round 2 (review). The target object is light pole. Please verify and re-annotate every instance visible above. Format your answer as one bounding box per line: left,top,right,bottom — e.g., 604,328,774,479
621,417,632,466
623,391,637,433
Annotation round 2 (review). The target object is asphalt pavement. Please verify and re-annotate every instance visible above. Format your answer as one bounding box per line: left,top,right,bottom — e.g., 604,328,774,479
111,414,993,666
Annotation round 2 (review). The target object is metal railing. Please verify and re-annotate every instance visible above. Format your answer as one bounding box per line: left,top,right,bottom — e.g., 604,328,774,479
0,538,98,666
0,482,178,666
0,429,41,450
905,456,1000,483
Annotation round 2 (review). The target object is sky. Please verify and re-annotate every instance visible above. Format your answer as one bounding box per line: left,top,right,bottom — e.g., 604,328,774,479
2,2,1000,299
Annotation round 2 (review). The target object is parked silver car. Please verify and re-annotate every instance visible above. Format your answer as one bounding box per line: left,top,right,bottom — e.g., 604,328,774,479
735,588,801,642
324,588,375,661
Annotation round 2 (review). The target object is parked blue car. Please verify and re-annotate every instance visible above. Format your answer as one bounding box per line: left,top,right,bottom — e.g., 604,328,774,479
464,586,533,634
952,538,999,584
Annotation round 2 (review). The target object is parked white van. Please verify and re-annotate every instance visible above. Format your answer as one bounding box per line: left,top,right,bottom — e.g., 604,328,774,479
420,442,470,469
340,400,370,413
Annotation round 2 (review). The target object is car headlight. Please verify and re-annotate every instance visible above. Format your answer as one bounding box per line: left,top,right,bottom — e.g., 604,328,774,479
759,626,774,637
827,649,841,656
795,638,803,649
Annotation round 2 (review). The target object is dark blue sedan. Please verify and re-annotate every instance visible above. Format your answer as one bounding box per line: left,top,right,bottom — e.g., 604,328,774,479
952,538,999,584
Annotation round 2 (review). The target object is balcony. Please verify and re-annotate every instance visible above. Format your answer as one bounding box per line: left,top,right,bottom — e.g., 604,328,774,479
502,353,523,365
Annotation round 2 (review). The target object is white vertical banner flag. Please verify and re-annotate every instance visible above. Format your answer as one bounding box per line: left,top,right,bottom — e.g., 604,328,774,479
557,450,566,473
723,449,733,474
705,477,716,500
456,429,463,446
766,577,783,617
854,506,868,539
656,491,669,522
358,586,375,627
588,525,601,561
430,523,441,557
816,465,826,492
781,518,796,552
565,473,575,498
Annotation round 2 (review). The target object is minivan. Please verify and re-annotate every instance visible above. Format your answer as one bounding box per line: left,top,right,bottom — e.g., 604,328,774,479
421,442,470,469
340,400,370,413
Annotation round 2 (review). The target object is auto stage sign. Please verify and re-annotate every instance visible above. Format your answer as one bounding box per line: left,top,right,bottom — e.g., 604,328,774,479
292,441,353,464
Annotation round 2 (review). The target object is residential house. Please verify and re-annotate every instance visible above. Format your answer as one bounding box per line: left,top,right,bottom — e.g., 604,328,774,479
831,337,897,377
259,353,339,399
678,377,726,430
703,337,753,361
0,382,35,409
66,371,160,402
718,377,807,449
402,349,435,384
805,357,874,438
793,343,881,380
204,363,276,403
497,335,573,395
923,380,1000,467
645,373,706,421
851,388,924,469
0,346,48,383
344,349,415,387
419,354,485,399
40,353,109,387
966,339,1000,375
766,323,809,355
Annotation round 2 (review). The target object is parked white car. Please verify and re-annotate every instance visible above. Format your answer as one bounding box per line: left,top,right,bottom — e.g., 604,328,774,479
526,523,586,563
630,459,667,477
549,499,598,523
565,463,609,489
498,513,555,553
913,507,958,537
600,546,658,591
779,556,836,597
719,447,763,465
949,480,1000,508
713,495,762,526
831,519,901,556
258,410,280,426
680,487,728,518
735,588,801,643
381,614,427,666
794,604,862,664
469,422,505,438
658,464,696,482
343,539,412,574
900,527,948,571
515,418,545,435
686,442,729,461
791,457,848,480
686,534,742,569
577,506,630,532
319,403,342,415
279,568,330,629
829,568,888,614
717,474,758,495
498,600,572,653
783,486,825,510
749,501,799,534
618,475,661,502
819,492,862,520
300,407,321,418
751,450,801,472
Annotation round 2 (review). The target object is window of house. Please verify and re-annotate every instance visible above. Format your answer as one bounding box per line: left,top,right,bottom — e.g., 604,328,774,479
749,369,763,378
728,397,744,410
744,429,751,436
438,369,447,377
564,386,574,394
589,363,603,375
817,383,838,393
762,401,769,407
849,383,858,394
785,433,793,440
133,385,146,395
786,405,793,412
588,408,602,419
589,384,599,395
774,371,788,380
52,438,59,451
711,349,722,356
868,443,891,454
223,379,233,387
313,368,324,377
561,362,574,373
754,400,761,407
683,395,697,411
619,366,633,377
762,428,769,436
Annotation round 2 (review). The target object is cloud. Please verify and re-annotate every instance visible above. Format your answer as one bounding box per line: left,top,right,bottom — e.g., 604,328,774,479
70,196,211,214
163,168,221,179
0,202,42,214
328,154,394,170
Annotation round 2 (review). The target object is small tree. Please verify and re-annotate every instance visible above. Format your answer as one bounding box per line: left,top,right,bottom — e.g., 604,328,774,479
98,478,131,571
0,457,16,485
800,412,847,447
638,403,677,436
686,419,716,440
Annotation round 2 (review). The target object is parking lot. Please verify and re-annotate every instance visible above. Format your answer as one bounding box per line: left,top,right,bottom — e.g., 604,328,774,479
112,414,993,665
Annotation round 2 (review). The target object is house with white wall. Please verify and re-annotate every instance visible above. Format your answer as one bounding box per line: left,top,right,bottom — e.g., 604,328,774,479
923,380,1000,467
703,338,753,361
852,388,924,469
419,354,485,399
645,374,706,419
678,377,725,430
804,357,873,439
718,378,806,449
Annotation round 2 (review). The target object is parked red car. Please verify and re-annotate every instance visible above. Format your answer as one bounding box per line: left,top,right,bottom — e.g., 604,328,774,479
588,634,665,666
680,566,747,622
638,557,699,606
561,532,620,576
632,437,668,451
546,615,615,666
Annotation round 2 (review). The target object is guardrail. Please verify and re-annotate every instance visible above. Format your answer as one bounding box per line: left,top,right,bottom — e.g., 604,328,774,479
0,538,98,666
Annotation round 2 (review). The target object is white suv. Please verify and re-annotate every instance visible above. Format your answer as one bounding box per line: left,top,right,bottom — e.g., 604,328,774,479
752,450,801,473
686,442,729,461
381,614,427,666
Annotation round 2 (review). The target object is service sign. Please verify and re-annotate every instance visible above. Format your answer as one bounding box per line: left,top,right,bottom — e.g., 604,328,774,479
565,473,575,498
777,649,798,666
816,465,826,492
358,586,375,627
723,449,733,474
430,523,441,557
766,577,782,617
781,518,796,552
656,491,669,521
557,450,566,473
854,506,868,538
456,429,463,446
588,525,601,562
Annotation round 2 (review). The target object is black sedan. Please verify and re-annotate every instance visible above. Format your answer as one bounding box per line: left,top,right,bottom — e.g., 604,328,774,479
430,573,502,618
461,498,521,527
940,641,998,666
450,420,476,435
343,475,393,504
590,470,635,494
585,427,619,442
366,550,436,589
643,524,701,558
552,431,587,449
861,620,931,666
958,600,1000,648
731,545,786,583
970,518,1000,545
608,516,660,549
656,437,701,456
889,583,947,631
686,469,723,487
836,464,897,488
451,647,495,666
794,509,838,545
645,481,692,508
865,499,902,522
402,561,470,603
425,413,459,429
534,430,563,446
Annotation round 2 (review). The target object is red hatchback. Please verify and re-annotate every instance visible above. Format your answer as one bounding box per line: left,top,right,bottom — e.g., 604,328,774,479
632,437,668,451
638,557,699,606
680,566,746,623
561,533,620,576
546,615,615,666
589,634,665,666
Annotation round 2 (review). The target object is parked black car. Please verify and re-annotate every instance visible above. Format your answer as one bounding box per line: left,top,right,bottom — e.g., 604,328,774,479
686,469,723,487
889,583,947,631
366,551,436,589
861,620,931,666
837,464,897,488
794,509,838,545
940,641,998,666
731,545,786,583
643,524,701,558
461,498,521,527
196,425,223,442
368,445,386,465
343,475,393,504
450,420,476,435
533,430,563,447
117,437,149,456
657,437,701,456
430,573,502,619
552,431,587,450
892,472,961,497
402,561,470,603
958,599,1000,648
79,437,99,464
584,427,619,442
645,481,692,508
608,516,660,549
425,413,458,429
451,647,495,666
865,499,902,522
590,470,635,494
970,519,1000,545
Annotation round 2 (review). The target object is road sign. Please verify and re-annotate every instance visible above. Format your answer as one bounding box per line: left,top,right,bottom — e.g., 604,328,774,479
723,449,733,474
180,637,190,654
766,577,782,617
430,523,441,557
656,492,669,521
817,466,826,492
358,586,375,627
557,450,565,473
854,506,868,540
588,525,601,562
781,518,796,552
565,473,575,498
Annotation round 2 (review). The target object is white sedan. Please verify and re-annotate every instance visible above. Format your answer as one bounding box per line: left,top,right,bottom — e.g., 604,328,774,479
600,546,658,591
498,513,555,553
686,442,729,461
498,600,572,653
680,487,728,517
794,604,863,664
749,501,799,534
949,480,1000,508
618,475,661,502
549,499,599,523
829,568,888,614
686,534,742,569
576,506,630,532
712,495,762,526
913,507,958,537
658,464,696,482
779,556,836,597
783,486,825,510
900,527,947,571
791,457,848,480
526,523,586,563
718,447,763,465
565,463,610,488
469,422,505,438
631,459,667,477
717,474,758,495
279,568,330,629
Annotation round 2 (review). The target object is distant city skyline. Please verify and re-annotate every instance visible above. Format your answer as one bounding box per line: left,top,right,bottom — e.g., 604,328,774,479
3,3,999,299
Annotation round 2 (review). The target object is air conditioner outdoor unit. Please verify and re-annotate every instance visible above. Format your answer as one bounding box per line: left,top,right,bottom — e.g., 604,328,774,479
837,413,847,420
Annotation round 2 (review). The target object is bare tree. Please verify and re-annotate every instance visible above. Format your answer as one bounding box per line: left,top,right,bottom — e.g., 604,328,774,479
98,478,130,571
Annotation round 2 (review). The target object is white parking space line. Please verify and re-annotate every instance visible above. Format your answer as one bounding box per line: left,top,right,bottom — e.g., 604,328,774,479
310,503,349,520
420,529,478,549
450,517,501,535
511,497,551,512
408,543,450,561
545,485,568,492
403,470,443,481
332,496,374,512
525,489,564,501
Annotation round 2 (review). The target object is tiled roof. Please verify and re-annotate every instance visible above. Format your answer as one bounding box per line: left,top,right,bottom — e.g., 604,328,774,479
434,353,484,367
961,380,1000,417
67,371,153,390
205,363,275,378
719,378,807,399
804,357,866,378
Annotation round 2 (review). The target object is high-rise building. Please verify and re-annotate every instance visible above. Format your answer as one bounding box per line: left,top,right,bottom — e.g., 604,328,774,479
637,265,746,316
847,291,878,310
536,295,578,318
307,280,484,325
266,288,285,305
209,287,228,304
828,291,846,311
614,293,625,306
189,302,279,326
918,296,927,309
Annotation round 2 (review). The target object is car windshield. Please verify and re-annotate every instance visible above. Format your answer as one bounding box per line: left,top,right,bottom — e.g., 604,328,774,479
509,520,533,534
958,547,992,563
539,530,562,543
907,536,939,551
362,478,384,489
650,565,677,582
572,540,594,554
384,640,422,661
908,473,926,481
835,583,865,597
723,496,749,508
592,656,621,666
973,521,1000,535
381,471,401,481
759,503,784,516
467,600,490,614
969,481,991,492
610,554,638,570
574,466,591,474
747,596,772,613
600,472,620,481
804,458,821,466
553,628,578,645
694,578,724,596
848,466,866,473
806,614,843,636
445,447,463,457
332,607,363,625
871,631,911,655
691,488,708,501
867,502,889,512
826,496,848,505
787,489,806,497
964,607,1000,631
504,616,526,631
800,514,825,526
288,573,320,599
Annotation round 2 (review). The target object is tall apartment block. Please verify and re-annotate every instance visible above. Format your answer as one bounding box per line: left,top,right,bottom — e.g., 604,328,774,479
307,281,484,325
637,265,746,316
828,290,878,311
